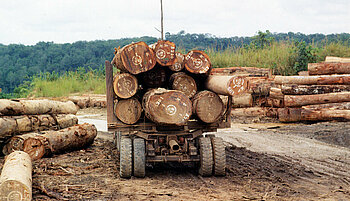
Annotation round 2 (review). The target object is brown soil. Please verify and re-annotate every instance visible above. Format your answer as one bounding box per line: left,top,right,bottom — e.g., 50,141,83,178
0,109,349,200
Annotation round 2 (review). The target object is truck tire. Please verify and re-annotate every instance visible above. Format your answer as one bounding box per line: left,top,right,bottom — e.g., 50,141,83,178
211,137,226,176
119,137,132,178
133,138,146,177
199,137,213,176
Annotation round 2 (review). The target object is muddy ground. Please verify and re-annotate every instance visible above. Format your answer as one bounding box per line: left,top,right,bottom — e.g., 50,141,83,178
1,108,350,200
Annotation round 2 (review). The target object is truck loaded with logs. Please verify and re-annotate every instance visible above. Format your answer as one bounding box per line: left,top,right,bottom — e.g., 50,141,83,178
106,40,246,178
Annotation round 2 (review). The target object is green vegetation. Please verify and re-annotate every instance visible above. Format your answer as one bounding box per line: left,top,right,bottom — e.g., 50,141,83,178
1,31,350,98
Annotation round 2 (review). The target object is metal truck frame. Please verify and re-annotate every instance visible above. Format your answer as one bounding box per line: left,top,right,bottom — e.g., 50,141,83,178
105,61,231,178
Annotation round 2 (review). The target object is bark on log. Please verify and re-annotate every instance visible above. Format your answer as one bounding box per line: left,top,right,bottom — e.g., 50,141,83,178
278,108,350,122
68,96,91,108
23,123,97,160
325,56,350,63
0,114,78,141
114,98,142,124
113,73,138,99
169,52,185,72
284,92,350,107
192,91,224,123
0,151,32,201
169,72,197,98
112,41,156,74
211,67,272,77
184,50,211,74
281,85,350,95
142,66,167,88
0,99,78,116
308,62,350,75
274,75,350,85
266,98,285,108
269,87,284,99
205,75,248,96
298,71,309,76
231,107,278,118
3,133,41,155
142,88,192,125
150,40,176,66
247,77,273,96
302,102,350,110
232,93,253,108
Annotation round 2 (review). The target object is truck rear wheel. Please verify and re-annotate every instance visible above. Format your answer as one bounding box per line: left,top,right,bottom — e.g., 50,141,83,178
133,138,146,177
199,137,213,176
119,137,132,178
211,137,226,176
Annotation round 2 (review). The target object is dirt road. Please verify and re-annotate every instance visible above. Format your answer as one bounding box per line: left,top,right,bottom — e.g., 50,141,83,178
2,108,349,200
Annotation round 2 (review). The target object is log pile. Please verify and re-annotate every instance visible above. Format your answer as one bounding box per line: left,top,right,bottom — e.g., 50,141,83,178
109,40,240,126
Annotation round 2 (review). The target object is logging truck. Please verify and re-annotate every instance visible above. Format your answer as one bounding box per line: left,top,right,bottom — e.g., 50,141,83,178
105,58,232,178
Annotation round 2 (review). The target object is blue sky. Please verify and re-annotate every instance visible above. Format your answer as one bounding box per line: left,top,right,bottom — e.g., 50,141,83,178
1,0,349,45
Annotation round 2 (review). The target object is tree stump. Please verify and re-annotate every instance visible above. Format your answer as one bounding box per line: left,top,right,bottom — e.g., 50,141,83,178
169,72,197,98
114,98,142,124
113,73,138,99
184,50,211,74
192,91,224,123
142,88,192,125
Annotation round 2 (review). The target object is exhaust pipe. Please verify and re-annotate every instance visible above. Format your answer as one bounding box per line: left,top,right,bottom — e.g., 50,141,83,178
169,140,181,152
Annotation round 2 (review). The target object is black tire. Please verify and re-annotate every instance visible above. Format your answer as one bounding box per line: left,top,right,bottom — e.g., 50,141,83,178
211,137,226,176
119,137,132,178
133,138,146,177
199,137,213,176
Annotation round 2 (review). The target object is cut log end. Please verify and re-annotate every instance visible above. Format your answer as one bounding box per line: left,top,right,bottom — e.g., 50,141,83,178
142,66,167,88
169,72,197,98
184,50,211,74
113,73,138,99
193,91,224,123
0,180,32,201
23,137,46,160
152,40,176,66
169,52,185,72
115,98,142,124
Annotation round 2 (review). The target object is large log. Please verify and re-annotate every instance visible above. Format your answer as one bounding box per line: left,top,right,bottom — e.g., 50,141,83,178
0,114,78,141
325,56,350,63
281,85,350,95
3,133,41,155
308,62,350,75
142,88,192,125
113,73,138,99
278,108,350,122
142,66,167,88
231,107,278,118
23,123,97,160
302,102,350,110
274,75,350,85
192,91,224,123
211,67,272,77
184,50,211,74
0,151,32,201
0,99,78,116
169,72,197,98
269,87,284,100
112,41,156,74
284,92,350,107
150,40,176,66
205,75,248,96
114,98,142,124
232,93,253,108
169,52,185,72
247,77,273,96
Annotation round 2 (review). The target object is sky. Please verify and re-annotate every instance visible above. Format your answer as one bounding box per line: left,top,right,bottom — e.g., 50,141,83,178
1,0,349,45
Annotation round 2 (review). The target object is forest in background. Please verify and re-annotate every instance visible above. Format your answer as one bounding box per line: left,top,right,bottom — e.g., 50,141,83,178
0,31,350,96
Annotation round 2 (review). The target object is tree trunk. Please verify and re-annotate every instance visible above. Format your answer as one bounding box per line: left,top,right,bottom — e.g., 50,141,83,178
169,72,197,98
150,40,176,66
184,50,211,74
302,102,350,110
192,91,224,123
0,151,32,201
141,66,167,88
284,92,350,107
211,67,272,77
3,133,41,155
247,78,273,96
278,108,350,122
169,52,184,72
269,87,284,99
281,84,350,95
142,88,192,125
0,114,78,142
112,41,156,74
232,93,253,108
274,75,350,85
308,62,350,75
325,56,350,63
231,107,278,118
113,73,138,99
0,99,78,116
205,75,248,96
114,98,142,124
23,123,97,160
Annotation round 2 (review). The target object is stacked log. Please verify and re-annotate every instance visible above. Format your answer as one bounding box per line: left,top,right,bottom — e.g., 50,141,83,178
109,40,234,126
